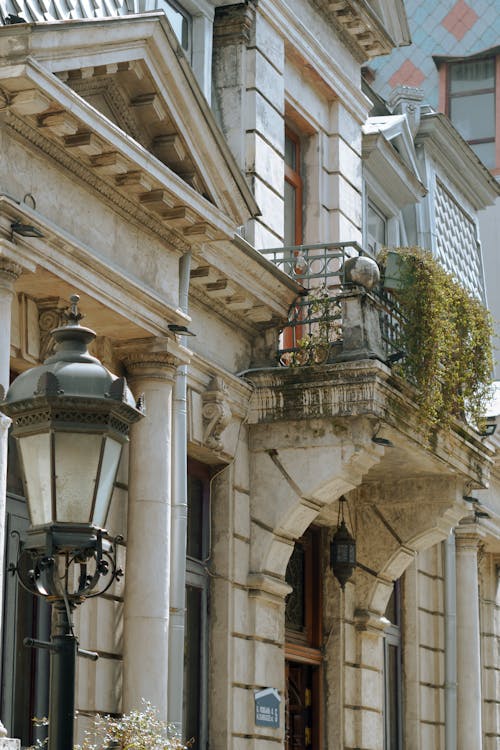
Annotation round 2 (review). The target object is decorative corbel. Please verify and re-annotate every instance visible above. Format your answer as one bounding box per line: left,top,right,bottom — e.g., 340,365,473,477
38,298,65,361
202,376,232,452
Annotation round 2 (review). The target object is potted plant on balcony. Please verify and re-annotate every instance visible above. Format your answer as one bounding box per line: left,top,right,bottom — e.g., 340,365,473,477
381,249,410,291
288,286,342,366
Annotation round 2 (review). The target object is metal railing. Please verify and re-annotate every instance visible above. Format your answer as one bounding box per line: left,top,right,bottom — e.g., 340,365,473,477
260,242,405,365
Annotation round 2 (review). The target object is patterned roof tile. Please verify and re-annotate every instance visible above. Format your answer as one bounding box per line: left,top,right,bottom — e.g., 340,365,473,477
441,0,479,41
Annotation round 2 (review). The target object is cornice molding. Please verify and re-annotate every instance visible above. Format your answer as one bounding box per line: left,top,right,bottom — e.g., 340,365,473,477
4,111,190,253
416,113,500,211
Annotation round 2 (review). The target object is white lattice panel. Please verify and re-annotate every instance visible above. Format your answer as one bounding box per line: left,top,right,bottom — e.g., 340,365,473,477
0,0,131,23
434,179,484,300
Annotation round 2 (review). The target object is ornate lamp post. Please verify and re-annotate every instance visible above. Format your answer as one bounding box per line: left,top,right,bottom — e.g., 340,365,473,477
0,295,143,750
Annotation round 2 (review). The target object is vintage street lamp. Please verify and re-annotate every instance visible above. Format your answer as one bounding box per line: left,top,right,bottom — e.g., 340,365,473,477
0,295,144,750
330,496,356,589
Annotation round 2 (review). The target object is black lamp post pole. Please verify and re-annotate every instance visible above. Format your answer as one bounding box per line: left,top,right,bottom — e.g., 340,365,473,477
48,602,77,750
24,598,80,750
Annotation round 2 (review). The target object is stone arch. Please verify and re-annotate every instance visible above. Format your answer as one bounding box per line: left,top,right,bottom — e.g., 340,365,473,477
354,479,468,617
248,416,385,578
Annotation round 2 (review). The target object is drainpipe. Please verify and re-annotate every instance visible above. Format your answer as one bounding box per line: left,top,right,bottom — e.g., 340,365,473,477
444,531,457,750
168,250,192,733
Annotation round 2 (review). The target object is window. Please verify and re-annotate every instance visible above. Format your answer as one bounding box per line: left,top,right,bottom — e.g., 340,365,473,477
157,0,214,99
367,200,387,254
159,0,192,54
285,529,322,750
184,459,210,748
384,582,402,750
444,57,498,171
284,128,303,247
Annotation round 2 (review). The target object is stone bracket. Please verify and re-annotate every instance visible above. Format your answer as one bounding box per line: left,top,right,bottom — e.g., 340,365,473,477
201,375,232,452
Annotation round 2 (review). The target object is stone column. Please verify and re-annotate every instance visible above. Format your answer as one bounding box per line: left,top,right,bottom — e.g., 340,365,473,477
119,338,187,718
455,523,484,750
0,257,21,741
0,259,21,391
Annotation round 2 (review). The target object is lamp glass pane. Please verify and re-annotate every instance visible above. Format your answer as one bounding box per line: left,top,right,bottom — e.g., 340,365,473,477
92,437,122,528
17,433,52,525
54,433,102,522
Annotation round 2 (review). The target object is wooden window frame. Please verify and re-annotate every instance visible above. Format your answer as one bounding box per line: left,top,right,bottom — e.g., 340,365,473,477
184,458,211,750
441,56,500,174
285,528,323,750
285,127,303,246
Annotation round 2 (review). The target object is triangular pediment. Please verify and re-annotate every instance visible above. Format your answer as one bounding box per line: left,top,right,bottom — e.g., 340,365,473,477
0,14,258,232
63,59,213,198
69,76,145,145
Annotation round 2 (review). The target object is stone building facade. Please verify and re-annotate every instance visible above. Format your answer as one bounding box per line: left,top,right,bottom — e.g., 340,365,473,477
0,2,498,750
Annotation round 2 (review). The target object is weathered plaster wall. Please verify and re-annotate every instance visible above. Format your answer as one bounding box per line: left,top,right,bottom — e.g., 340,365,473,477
188,301,253,374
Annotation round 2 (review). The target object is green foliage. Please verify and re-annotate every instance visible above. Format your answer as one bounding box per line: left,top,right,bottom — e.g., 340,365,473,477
76,703,193,750
28,704,193,750
380,247,494,433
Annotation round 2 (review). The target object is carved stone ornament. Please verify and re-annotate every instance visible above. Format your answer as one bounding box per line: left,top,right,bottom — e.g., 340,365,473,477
0,258,22,284
201,376,232,452
38,299,65,361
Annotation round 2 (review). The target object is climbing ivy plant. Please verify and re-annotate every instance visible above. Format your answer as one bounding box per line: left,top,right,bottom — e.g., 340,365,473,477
379,247,494,434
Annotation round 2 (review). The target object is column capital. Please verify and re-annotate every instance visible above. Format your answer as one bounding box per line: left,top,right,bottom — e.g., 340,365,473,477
0,238,36,276
455,521,486,550
214,1,255,45
0,257,22,285
116,336,191,381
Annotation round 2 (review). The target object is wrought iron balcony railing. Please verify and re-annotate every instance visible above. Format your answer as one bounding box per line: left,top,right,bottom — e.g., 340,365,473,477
260,242,404,366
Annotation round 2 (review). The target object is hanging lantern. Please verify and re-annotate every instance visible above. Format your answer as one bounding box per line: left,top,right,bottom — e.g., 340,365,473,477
330,496,356,589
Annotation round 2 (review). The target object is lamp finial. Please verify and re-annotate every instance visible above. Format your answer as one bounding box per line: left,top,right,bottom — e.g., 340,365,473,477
64,294,84,327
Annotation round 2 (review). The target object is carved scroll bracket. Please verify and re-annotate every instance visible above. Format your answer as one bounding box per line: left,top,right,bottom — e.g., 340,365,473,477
201,375,232,452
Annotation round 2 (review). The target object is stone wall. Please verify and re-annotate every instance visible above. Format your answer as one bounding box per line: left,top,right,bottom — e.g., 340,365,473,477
405,546,446,748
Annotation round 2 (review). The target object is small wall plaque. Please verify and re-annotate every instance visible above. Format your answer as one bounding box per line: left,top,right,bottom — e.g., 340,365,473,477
254,687,281,728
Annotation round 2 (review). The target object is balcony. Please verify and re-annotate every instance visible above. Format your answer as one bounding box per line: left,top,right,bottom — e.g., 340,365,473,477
260,242,403,367
249,242,492,491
